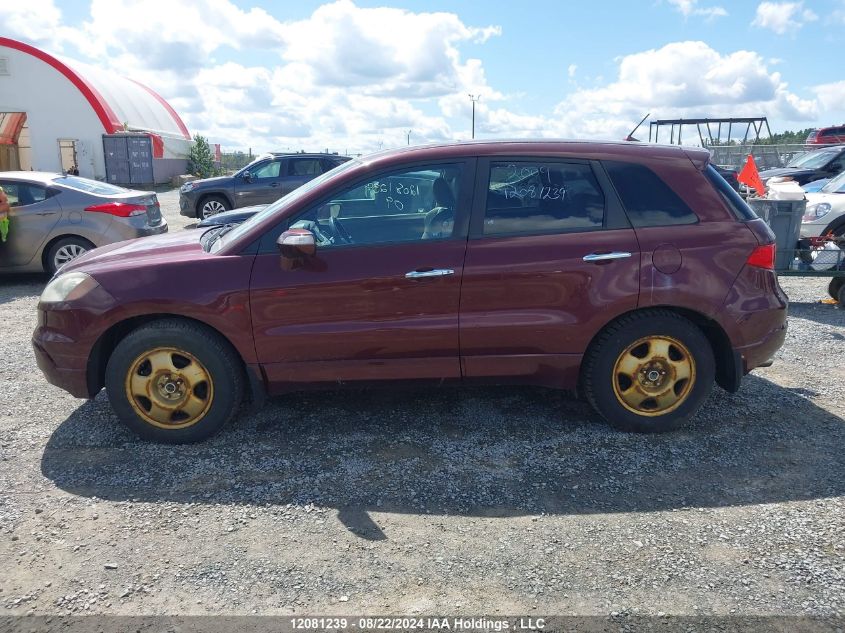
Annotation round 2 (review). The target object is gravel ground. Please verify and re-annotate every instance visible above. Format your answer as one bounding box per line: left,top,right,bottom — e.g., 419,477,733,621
1,190,843,619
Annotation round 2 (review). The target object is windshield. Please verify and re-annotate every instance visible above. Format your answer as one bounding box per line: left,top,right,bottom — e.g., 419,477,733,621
821,170,845,194
211,158,362,252
54,175,130,195
787,150,838,169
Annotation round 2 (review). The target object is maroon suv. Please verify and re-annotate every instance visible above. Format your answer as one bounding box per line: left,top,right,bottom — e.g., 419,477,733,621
33,141,788,443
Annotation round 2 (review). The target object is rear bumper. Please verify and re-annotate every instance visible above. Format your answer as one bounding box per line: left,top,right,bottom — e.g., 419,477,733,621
104,217,168,243
737,319,788,374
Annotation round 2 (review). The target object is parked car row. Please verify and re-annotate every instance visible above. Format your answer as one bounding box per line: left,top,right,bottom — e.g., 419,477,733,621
33,140,787,444
179,152,350,219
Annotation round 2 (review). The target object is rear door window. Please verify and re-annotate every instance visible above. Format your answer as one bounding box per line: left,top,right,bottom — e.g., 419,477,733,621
289,158,325,177
0,181,49,206
482,161,605,236
603,161,698,227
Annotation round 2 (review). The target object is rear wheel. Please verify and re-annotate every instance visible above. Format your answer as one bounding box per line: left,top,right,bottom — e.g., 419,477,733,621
46,237,94,275
828,277,845,301
198,195,230,219
582,310,715,432
105,320,244,443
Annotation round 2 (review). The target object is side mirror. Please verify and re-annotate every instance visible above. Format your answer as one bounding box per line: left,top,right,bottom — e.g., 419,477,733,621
276,228,316,258
242,171,252,182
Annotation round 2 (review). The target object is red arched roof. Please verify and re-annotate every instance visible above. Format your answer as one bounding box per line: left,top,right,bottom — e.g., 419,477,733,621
0,37,190,140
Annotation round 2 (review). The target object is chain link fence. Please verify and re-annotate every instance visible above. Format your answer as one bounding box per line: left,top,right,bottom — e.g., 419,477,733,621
708,143,814,170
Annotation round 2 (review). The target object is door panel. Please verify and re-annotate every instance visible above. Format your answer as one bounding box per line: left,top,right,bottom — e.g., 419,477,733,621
460,230,640,356
459,157,641,388
0,181,62,268
249,159,475,392
250,241,466,389
234,160,284,207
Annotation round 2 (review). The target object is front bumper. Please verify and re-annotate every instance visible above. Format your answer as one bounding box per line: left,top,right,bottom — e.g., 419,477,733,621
179,192,198,217
800,222,827,238
32,284,119,399
32,330,90,398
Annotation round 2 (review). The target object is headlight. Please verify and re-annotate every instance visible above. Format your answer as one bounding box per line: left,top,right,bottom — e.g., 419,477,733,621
803,202,831,222
40,272,98,303
180,181,196,193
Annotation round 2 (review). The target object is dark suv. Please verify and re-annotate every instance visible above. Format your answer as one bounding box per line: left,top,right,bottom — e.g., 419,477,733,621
179,152,350,219
758,145,845,186
34,140,787,443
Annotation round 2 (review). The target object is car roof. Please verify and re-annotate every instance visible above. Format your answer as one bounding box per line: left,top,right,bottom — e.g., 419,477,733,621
356,138,711,168
0,171,62,185
266,153,349,158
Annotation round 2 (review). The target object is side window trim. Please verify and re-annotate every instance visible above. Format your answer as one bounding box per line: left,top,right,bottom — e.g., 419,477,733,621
258,157,476,254
469,157,627,240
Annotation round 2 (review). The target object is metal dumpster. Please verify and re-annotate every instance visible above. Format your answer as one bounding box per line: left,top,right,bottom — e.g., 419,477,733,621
747,197,805,271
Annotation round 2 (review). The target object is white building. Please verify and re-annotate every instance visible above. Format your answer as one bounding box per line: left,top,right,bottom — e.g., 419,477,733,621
0,37,191,184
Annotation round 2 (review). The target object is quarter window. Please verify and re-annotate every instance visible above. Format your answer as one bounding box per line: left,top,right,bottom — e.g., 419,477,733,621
483,162,605,236
604,161,698,227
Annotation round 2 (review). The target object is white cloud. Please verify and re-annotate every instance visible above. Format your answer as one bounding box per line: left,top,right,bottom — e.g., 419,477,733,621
752,1,818,35
667,0,728,19
553,41,816,139
0,1,837,152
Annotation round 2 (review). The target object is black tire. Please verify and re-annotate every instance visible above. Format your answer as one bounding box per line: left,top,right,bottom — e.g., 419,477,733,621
105,319,244,443
581,310,716,433
828,277,845,301
837,280,845,307
45,236,95,275
197,195,230,219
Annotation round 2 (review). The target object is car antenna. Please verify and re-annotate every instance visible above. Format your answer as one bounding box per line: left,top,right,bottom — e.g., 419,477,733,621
625,112,650,142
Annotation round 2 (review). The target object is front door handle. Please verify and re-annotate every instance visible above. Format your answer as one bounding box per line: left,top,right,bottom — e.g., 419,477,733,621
405,268,455,279
582,252,632,262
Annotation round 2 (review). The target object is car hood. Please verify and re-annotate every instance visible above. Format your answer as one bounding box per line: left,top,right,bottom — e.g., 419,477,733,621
189,176,232,189
759,167,817,180
60,230,206,276
196,205,267,227
805,192,845,208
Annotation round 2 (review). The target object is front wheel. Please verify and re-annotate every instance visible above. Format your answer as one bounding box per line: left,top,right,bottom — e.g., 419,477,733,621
198,195,230,219
105,320,244,443
582,310,715,433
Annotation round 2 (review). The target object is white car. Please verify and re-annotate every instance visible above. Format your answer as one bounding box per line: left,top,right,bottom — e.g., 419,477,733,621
801,170,845,238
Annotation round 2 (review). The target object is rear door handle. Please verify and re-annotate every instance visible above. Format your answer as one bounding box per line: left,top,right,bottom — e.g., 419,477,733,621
582,252,632,262
405,268,455,279
36,212,57,216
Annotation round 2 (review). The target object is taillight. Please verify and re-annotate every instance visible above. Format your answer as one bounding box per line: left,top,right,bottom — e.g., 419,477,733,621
746,243,775,270
84,202,147,217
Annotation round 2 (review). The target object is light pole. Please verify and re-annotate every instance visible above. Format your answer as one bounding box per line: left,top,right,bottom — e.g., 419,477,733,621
406,129,412,146
468,94,480,139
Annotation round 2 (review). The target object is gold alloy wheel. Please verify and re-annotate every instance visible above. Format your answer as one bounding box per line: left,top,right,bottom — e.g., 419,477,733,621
124,347,214,429
611,335,696,416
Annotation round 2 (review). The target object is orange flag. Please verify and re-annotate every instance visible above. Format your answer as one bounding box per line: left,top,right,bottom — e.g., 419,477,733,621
737,154,766,197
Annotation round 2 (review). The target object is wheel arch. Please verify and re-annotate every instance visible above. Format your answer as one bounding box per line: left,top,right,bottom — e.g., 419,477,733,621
821,214,845,237
41,234,96,272
86,313,262,401
580,305,739,394
195,192,233,216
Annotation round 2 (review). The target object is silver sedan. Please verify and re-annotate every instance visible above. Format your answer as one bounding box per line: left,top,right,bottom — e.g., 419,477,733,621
0,172,167,274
